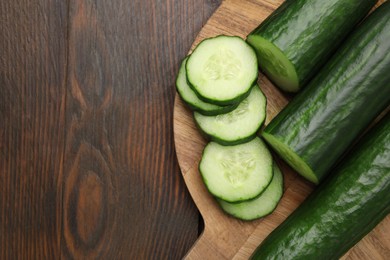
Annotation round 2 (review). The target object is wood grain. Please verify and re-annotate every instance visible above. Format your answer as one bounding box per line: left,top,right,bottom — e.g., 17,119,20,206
1,0,220,259
173,0,389,259
0,0,68,258
62,0,223,259
62,0,221,259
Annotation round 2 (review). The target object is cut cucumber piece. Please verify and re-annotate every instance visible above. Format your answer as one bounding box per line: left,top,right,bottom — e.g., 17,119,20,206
176,57,239,116
199,137,273,203
251,112,390,260
186,35,258,105
218,162,283,221
262,2,390,184
194,85,266,145
262,132,317,184
247,0,378,92
246,35,299,92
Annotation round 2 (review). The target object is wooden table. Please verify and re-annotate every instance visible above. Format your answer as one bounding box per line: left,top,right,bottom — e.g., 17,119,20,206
0,0,219,258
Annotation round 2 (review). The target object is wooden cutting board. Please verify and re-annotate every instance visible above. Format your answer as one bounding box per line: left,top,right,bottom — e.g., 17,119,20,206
173,0,390,259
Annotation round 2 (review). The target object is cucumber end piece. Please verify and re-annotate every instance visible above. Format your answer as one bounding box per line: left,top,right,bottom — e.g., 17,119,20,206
262,132,318,184
246,35,299,92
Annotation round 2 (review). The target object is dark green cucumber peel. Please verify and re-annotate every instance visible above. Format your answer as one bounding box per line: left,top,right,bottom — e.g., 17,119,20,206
186,35,258,106
247,0,378,92
176,57,239,116
262,1,390,184
251,112,390,260
194,119,257,146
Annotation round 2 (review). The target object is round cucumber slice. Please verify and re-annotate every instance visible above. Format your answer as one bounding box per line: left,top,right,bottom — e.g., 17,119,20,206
194,85,266,145
176,57,239,116
247,34,299,92
217,162,284,221
199,137,273,203
186,35,258,105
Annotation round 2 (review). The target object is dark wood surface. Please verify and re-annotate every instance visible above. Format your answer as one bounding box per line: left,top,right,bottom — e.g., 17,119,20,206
0,0,220,258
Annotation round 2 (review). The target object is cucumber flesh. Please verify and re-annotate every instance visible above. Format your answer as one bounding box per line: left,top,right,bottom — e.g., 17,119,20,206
262,132,317,184
194,85,266,145
218,162,283,221
246,35,298,92
176,57,239,115
199,137,273,203
186,35,258,105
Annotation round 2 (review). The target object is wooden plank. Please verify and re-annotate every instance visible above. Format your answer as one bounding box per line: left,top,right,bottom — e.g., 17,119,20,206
0,0,68,258
173,0,389,259
62,0,220,259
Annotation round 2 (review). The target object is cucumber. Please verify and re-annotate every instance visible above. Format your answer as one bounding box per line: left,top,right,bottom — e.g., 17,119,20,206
186,35,258,105
262,2,390,184
199,137,273,203
247,0,378,92
217,162,283,221
251,112,390,260
194,85,266,145
176,57,239,116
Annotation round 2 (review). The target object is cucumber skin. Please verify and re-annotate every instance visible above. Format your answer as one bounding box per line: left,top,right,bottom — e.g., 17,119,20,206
194,118,257,146
178,88,240,116
248,0,377,89
252,113,390,260
188,78,253,106
188,102,239,116
263,1,390,183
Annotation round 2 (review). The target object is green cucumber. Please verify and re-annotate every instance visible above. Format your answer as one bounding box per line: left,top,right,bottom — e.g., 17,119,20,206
247,0,378,92
199,137,273,203
262,2,390,184
194,85,266,145
176,57,239,116
217,162,283,221
251,112,390,260
186,35,258,105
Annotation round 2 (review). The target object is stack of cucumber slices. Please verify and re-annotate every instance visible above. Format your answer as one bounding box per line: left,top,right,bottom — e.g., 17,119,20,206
176,35,283,221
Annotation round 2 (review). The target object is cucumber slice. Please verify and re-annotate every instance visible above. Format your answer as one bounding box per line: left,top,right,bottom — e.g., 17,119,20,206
217,162,283,221
176,57,239,116
194,85,266,145
199,137,273,203
186,35,258,105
